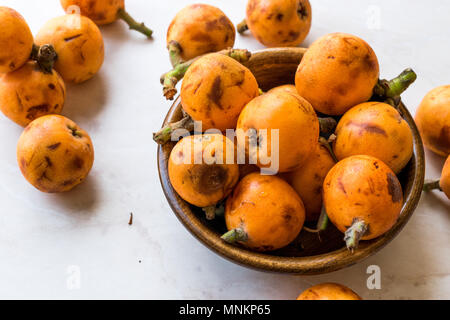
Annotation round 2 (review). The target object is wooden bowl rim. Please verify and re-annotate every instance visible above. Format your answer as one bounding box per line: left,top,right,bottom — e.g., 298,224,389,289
157,47,425,275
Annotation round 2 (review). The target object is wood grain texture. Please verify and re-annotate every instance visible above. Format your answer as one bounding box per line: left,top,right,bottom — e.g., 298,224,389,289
157,47,425,275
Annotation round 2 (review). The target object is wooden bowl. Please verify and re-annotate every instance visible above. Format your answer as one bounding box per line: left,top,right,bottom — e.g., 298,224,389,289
157,47,425,275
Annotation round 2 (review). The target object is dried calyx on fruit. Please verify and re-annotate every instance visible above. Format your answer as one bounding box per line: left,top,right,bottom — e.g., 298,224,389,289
30,44,58,74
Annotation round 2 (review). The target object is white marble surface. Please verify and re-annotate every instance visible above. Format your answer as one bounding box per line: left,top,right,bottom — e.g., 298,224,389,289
0,0,448,300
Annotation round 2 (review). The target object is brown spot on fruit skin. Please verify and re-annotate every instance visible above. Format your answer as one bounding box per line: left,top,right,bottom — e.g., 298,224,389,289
208,76,224,109
283,205,295,222
26,105,50,120
288,30,300,41
64,34,82,42
48,83,56,90
45,156,53,167
73,157,84,170
387,173,402,203
62,179,75,187
47,143,61,150
338,178,347,195
191,32,212,42
429,126,450,154
190,164,229,195
347,121,388,137
335,84,348,96
20,157,27,169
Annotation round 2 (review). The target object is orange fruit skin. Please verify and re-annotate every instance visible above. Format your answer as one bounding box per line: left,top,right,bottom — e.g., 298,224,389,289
0,7,34,73
181,53,259,132
0,61,66,127
297,283,362,300
237,90,319,173
295,32,380,115
167,4,235,61
282,144,336,221
225,173,305,252
323,155,403,240
60,0,124,25
168,134,239,208
334,102,413,174
267,84,299,96
245,0,311,47
35,15,104,84
415,85,450,157
440,156,450,199
17,115,94,193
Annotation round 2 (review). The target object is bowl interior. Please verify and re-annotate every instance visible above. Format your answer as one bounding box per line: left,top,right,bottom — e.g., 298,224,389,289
158,47,425,274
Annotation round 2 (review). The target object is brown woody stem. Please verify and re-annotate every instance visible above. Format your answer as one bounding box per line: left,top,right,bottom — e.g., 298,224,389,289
319,117,338,138
161,48,252,100
153,114,194,145
221,228,248,244
237,19,249,34
117,8,153,38
168,40,183,67
344,219,368,253
423,180,442,192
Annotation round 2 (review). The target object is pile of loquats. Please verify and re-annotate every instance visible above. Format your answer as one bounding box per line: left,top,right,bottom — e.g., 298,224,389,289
1,0,448,301
155,1,450,300
0,1,151,193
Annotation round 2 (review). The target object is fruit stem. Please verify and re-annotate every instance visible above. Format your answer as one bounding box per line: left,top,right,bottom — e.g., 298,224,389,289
31,44,58,74
117,8,153,38
237,19,248,34
161,48,252,100
168,40,183,67
221,228,248,244
202,206,217,220
304,207,329,233
319,117,338,139
153,114,195,145
374,68,417,99
319,136,338,163
423,180,442,192
344,219,368,253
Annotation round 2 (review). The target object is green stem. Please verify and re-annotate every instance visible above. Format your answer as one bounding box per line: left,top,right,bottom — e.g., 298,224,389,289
319,136,338,163
344,219,368,253
319,117,338,139
168,40,184,67
117,8,153,38
30,44,58,74
237,19,248,34
161,48,252,100
221,228,248,244
153,114,194,145
423,180,442,192
304,206,329,233
374,68,417,99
